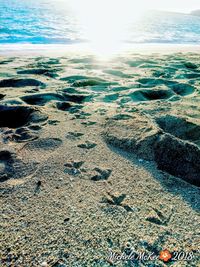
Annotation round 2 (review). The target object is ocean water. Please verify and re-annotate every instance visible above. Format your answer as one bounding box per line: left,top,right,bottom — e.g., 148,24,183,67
1,0,200,45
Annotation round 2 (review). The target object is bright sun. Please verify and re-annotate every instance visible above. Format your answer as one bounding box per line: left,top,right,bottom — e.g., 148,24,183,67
68,0,146,57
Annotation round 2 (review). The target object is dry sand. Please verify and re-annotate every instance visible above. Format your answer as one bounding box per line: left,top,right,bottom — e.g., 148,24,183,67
0,48,200,266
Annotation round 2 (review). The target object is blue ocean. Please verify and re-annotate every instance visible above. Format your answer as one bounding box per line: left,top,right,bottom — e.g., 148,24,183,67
1,0,200,45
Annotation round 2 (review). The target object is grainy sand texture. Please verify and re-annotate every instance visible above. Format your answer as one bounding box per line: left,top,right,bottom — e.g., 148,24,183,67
0,50,200,266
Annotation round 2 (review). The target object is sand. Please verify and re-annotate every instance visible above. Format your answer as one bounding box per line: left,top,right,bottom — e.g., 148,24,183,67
0,48,200,266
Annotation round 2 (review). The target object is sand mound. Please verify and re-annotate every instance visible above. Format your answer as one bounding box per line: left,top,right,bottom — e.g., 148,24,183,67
0,105,35,128
56,101,73,111
0,78,45,88
61,75,111,87
18,137,63,162
104,113,200,186
169,83,195,96
104,113,160,160
184,73,200,79
137,77,175,87
137,78,195,96
0,149,36,182
22,138,62,152
21,92,92,107
128,88,174,102
0,105,47,128
0,105,48,143
0,93,5,100
21,93,65,106
17,68,58,78
183,61,198,69
155,134,200,187
156,115,200,146
63,93,92,104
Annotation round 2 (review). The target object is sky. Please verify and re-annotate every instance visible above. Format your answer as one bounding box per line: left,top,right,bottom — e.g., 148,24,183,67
64,0,200,13
148,0,200,13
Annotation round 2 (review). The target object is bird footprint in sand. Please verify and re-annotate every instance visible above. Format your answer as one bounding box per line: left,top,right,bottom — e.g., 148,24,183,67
102,192,134,212
81,121,97,126
77,141,97,149
66,131,84,140
64,161,84,176
91,167,112,181
146,207,173,226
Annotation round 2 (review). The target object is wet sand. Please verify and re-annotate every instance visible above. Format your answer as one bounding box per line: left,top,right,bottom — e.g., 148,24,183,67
0,49,200,266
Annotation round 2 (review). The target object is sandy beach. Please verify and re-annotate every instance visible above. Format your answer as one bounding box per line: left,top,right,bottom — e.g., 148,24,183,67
0,47,200,266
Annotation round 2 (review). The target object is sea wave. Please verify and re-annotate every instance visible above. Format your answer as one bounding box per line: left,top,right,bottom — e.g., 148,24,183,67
1,0,200,45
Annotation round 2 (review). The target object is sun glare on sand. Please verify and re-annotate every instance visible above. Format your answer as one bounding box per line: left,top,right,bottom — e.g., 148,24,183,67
68,0,146,58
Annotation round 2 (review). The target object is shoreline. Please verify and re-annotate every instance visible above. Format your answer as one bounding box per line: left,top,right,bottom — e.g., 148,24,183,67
0,43,200,56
